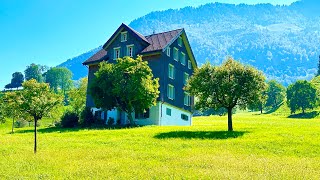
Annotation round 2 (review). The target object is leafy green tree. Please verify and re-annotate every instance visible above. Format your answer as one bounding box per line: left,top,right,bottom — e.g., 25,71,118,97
286,80,318,114
68,78,88,115
186,58,266,131
10,72,24,89
16,79,63,153
45,67,73,95
90,56,160,125
4,83,13,90
0,95,6,124
248,90,268,114
24,63,47,82
1,92,23,133
265,80,286,108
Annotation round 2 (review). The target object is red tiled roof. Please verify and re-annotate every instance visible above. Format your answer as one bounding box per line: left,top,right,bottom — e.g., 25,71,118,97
83,48,108,65
83,24,185,65
141,29,183,53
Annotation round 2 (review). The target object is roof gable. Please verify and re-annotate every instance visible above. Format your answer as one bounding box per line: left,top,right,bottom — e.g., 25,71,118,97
102,23,149,50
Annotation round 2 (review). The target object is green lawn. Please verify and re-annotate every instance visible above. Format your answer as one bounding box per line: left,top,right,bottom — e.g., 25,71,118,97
1,113,320,179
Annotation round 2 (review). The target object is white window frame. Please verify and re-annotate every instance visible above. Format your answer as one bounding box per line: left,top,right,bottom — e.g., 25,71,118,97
183,73,189,85
127,44,134,57
166,47,171,57
168,84,175,100
173,47,179,61
181,52,186,65
184,92,191,106
168,64,175,79
121,31,128,42
188,60,192,69
178,36,182,47
114,47,121,60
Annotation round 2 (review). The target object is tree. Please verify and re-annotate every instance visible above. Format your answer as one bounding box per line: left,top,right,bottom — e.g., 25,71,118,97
317,55,320,76
286,80,318,114
1,92,23,133
24,63,46,82
90,56,160,125
186,58,266,131
4,83,13,90
68,78,88,115
248,90,267,114
15,79,63,153
10,72,24,89
265,80,286,108
45,67,73,95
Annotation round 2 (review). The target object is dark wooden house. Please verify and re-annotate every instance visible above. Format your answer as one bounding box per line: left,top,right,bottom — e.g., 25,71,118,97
83,23,197,126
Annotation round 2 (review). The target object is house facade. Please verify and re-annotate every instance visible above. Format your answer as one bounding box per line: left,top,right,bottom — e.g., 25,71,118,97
83,23,197,126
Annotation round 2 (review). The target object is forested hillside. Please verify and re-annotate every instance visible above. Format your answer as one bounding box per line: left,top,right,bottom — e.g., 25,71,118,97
59,1,320,86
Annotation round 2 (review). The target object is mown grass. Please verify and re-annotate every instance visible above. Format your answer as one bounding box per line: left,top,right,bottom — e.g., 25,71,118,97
1,114,320,179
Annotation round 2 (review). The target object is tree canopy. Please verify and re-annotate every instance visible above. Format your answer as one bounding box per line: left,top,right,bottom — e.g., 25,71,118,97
186,58,266,131
10,72,24,89
24,63,47,82
265,80,286,108
90,56,159,125
68,77,88,115
45,67,73,94
15,79,63,153
286,80,318,114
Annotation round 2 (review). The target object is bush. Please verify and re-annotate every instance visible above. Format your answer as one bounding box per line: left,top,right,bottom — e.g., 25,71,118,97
107,117,115,126
14,119,28,128
80,107,95,127
116,119,121,126
61,111,79,128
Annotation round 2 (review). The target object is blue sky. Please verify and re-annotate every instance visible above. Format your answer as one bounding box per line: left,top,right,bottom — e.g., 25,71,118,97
0,0,296,89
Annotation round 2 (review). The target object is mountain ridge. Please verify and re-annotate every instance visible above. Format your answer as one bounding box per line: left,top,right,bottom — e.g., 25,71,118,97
58,2,320,86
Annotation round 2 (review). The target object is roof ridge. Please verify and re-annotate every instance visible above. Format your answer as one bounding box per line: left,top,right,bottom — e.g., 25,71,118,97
145,28,184,37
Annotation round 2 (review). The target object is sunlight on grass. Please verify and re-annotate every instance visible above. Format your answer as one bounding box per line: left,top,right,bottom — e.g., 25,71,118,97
0,114,320,179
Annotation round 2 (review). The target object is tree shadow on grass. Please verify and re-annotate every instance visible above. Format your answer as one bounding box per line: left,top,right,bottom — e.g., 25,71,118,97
14,125,144,134
154,131,247,140
287,111,319,119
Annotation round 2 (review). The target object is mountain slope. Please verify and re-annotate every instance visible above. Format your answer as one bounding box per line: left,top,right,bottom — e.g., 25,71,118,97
59,2,320,86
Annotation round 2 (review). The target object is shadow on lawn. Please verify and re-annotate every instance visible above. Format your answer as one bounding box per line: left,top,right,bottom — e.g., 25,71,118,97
288,111,320,119
14,125,143,134
154,131,247,140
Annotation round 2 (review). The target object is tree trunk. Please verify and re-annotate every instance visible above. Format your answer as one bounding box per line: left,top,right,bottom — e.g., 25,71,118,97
34,118,37,154
227,108,233,131
302,109,305,114
11,117,15,134
260,108,263,114
127,111,134,126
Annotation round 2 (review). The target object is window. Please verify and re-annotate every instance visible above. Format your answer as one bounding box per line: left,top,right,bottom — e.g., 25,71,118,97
183,73,189,85
181,114,189,121
135,109,150,119
166,47,170,57
166,108,172,116
167,84,175,100
127,45,134,57
184,92,191,106
168,64,175,79
178,36,182,47
173,47,179,61
180,52,186,65
188,60,192,69
121,31,127,42
114,47,120,59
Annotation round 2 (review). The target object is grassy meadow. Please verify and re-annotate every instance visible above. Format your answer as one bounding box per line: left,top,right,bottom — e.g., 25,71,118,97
1,112,320,179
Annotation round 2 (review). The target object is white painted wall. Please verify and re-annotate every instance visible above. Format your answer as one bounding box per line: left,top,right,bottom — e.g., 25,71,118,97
91,102,192,126
159,103,192,126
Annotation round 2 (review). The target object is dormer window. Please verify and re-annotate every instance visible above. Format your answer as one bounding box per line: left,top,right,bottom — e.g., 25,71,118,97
121,32,128,42
114,47,121,60
178,36,182,47
127,45,134,57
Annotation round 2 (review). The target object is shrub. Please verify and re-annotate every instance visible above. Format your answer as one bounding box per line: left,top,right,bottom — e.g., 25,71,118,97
80,107,95,127
107,117,115,126
61,111,79,128
14,119,28,128
116,119,121,126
